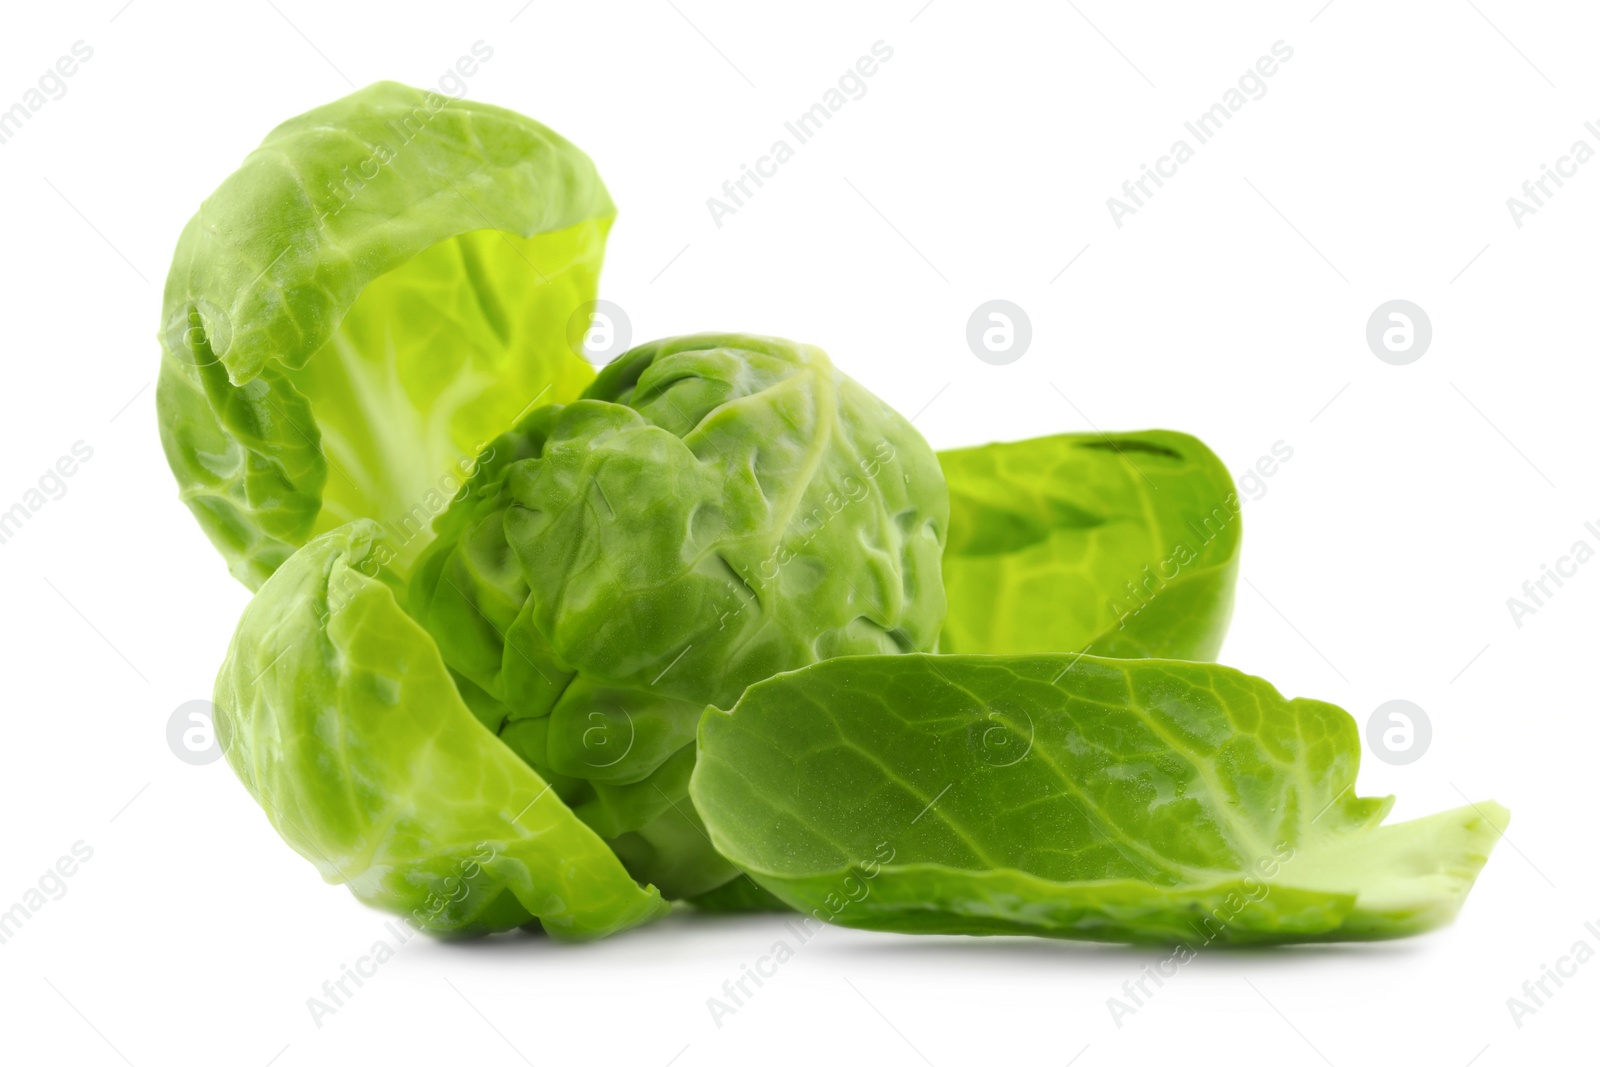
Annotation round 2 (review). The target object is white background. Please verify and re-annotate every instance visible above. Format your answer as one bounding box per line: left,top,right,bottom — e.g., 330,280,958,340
0,1,1592,1064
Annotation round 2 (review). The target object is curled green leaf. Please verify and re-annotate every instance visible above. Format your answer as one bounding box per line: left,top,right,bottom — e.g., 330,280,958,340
214,520,668,939
939,431,1241,660
157,82,607,588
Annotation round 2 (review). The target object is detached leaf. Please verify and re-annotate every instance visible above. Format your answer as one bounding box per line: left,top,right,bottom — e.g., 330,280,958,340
692,654,1507,944
158,82,606,589
215,520,668,939
938,431,1241,660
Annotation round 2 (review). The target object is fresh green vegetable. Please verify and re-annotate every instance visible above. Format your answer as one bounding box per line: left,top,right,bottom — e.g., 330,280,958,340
407,333,949,899
214,520,668,939
157,82,606,589
692,654,1506,943
170,84,1506,947
938,431,1240,661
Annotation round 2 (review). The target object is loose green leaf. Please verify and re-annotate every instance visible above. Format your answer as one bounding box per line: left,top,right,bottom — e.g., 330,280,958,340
158,82,606,589
693,654,1507,944
409,333,950,899
214,520,668,939
938,431,1241,660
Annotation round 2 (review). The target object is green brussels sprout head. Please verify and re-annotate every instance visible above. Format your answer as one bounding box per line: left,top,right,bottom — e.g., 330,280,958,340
409,333,949,898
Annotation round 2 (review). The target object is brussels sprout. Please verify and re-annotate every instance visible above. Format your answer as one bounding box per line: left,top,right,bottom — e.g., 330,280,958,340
407,333,949,898
157,82,606,589
174,85,1508,948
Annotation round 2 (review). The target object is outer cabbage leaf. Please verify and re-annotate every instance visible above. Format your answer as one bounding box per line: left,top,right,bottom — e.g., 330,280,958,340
409,334,949,898
938,431,1240,660
158,81,606,589
214,520,668,939
693,654,1507,944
